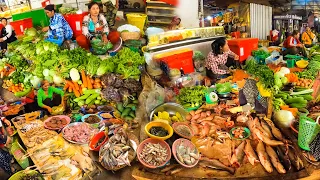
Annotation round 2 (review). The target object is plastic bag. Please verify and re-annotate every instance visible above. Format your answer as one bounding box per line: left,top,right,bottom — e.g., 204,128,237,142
91,39,113,55
216,82,232,94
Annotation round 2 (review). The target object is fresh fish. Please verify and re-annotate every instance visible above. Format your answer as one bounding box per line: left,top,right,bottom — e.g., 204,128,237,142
246,117,258,139
260,120,273,139
276,146,291,171
287,146,304,170
254,118,272,139
266,145,286,174
256,141,273,173
244,140,259,165
264,117,283,141
230,141,246,167
255,128,284,146
199,157,235,174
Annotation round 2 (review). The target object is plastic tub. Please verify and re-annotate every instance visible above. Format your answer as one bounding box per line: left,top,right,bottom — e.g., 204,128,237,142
145,121,173,140
287,59,296,68
89,131,108,151
126,13,147,34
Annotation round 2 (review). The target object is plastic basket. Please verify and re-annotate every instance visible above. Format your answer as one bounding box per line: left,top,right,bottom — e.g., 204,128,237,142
126,13,147,34
298,116,320,151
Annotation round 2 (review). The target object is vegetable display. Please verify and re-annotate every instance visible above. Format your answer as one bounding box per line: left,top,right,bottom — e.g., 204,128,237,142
177,86,207,108
245,59,275,89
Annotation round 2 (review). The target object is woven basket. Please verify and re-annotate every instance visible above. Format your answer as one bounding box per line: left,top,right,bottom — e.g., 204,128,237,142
121,32,140,42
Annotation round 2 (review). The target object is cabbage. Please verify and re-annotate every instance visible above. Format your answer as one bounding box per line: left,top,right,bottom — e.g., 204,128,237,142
25,27,38,37
279,67,290,75
53,75,63,85
30,76,42,88
274,77,282,88
49,69,56,77
43,69,50,77
70,68,80,81
281,77,288,85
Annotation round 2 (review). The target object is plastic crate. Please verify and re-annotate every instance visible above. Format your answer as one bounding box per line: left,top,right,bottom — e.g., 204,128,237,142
228,38,259,62
10,18,33,36
64,12,88,38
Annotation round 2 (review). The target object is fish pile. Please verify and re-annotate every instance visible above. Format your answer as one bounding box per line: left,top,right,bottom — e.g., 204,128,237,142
23,126,57,148
99,128,137,170
139,143,168,167
175,141,199,166
63,123,98,144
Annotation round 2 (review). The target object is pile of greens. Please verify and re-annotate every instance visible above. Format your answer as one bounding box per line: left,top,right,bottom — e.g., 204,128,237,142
177,86,207,108
244,59,275,89
108,48,145,79
296,55,320,80
252,49,270,61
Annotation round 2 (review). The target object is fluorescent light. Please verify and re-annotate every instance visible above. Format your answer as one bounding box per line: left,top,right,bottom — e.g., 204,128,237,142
206,16,212,20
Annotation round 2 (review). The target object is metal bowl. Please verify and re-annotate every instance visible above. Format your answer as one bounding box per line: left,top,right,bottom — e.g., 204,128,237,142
62,122,98,145
149,103,188,122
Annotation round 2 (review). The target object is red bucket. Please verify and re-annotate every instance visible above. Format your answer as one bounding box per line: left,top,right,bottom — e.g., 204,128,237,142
64,12,88,38
10,18,33,36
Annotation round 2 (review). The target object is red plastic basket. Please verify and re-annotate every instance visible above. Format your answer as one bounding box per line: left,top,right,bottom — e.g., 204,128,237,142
228,38,259,62
10,18,33,36
64,12,88,38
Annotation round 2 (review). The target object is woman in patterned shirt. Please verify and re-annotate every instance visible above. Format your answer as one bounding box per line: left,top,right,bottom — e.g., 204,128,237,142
205,37,239,81
76,2,109,50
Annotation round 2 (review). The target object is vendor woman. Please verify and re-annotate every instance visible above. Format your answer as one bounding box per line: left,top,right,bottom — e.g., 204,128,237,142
76,2,109,50
37,80,64,114
205,37,239,80
42,4,73,46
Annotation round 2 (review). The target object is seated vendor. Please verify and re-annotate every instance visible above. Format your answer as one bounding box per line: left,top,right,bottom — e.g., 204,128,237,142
205,37,239,81
37,80,64,114
42,4,73,46
0,18,17,51
282,30,307,57
302,27,315,48
76,2,109,50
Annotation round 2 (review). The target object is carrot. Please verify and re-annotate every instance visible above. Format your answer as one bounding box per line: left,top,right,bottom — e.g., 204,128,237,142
81,70,87,88
73,81,80,91
68,86,73,93
87,76,93,89
73,88,81,97
63,83,69,91
79,88,83,95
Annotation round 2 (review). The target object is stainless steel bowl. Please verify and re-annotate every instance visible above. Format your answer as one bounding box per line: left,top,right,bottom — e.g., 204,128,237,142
149,103,188,122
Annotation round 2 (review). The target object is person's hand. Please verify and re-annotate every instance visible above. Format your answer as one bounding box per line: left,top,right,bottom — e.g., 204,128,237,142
0,38,4,42
5,136,11,146
42,26,49,32
102,36,108,43
47,107,52,113
234,54,239,60
3,119,11,127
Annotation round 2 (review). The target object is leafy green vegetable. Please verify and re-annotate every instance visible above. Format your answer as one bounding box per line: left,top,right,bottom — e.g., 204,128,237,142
97,60,115,76
177,86,207,108
245,59,275,89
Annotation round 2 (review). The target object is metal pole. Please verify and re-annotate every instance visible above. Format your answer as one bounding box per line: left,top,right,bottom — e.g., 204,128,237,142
200,0,204,27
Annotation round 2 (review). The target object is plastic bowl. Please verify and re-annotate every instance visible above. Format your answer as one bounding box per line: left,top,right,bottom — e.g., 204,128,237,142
149,102,188,122
44,115,71,130
81,114,103,124
230,127,251,140
145,121,173,141
137,138,171,169
172,122,193,139
89,131,109,151
172,138,200,168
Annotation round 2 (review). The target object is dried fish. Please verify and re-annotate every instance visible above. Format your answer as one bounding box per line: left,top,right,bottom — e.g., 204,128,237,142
175,142,199,166
139,143,168,167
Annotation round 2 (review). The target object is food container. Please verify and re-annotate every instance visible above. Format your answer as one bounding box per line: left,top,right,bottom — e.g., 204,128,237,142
98,112,114,119
137,138,171,169
81,114,103,127
9,170,44,180
145,121,173,141
172,138,200,168
43,115,71,130
296,60,309,69
89,131,109,151
149,102,188,122
172,122,194,139
62,122,98,145
230,127,251,140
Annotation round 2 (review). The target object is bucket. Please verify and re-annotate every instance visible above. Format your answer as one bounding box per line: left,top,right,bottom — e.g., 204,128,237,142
298,116,320,151
64,12,88,38
287,59,295,68
126,13,147,34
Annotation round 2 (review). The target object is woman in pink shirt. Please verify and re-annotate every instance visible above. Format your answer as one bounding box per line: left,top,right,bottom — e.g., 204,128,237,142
205,37,239,80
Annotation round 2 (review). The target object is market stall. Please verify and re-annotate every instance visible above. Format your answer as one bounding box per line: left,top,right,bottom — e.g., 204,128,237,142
0,16,320,180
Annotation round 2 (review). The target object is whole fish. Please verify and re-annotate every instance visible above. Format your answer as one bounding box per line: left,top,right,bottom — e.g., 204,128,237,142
276,146,291,171
287,146,304,170
246,117,258,139
200,157,235,174
230,141,246,167
254,118,272,139
264,117,283,141
260,120,273,139
244,140,259,165
256,141,273,173
266,145,286,174
255,128,284,146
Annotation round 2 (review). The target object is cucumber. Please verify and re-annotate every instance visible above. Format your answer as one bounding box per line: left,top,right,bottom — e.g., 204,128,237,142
121,108,131,118
126,104,136,111
289,103,307,108
129,111,136,118
85,93,100,104
116,102,124,112
285,97,305,104
124,116,133,121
